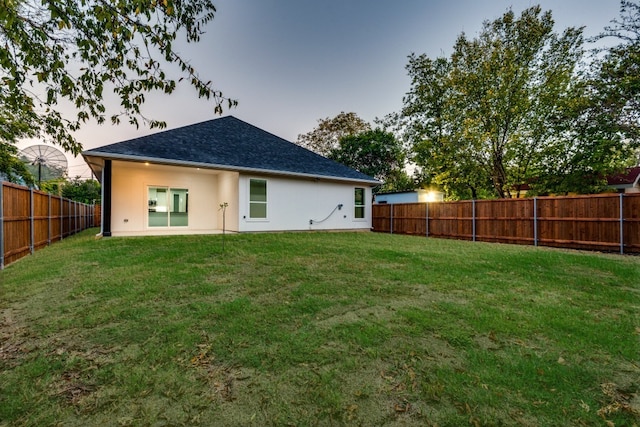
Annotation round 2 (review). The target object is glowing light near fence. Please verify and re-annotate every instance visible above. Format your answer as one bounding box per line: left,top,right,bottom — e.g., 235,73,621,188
424,191,444,203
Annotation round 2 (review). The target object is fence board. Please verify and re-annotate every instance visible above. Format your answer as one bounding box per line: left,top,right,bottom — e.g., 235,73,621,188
623,195,640,251
2,184,31,265
1,181,100,269
392,203,426,236
50,196,62,243
372,193,640,254
62,199,70,238
33,191,50,251
428,201,474,241
372,204,391,233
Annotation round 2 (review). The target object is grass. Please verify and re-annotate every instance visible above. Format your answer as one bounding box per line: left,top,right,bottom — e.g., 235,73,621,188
1,229,639,426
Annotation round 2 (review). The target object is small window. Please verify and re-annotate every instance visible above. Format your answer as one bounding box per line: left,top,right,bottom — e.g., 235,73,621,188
249,179,267,219
354,187,365,219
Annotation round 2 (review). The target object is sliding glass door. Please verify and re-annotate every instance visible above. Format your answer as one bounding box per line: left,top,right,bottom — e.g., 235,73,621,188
148,187,188,227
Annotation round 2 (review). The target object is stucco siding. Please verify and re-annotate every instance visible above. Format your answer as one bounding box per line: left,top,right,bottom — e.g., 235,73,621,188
217,171,240,232
110,161,222,236
238,174,372,232
107,162,371,235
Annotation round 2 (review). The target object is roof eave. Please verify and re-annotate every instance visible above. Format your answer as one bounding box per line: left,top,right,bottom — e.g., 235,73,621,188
82,151,381,186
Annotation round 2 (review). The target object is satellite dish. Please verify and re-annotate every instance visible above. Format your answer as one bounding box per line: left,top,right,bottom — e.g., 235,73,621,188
19,145,68,185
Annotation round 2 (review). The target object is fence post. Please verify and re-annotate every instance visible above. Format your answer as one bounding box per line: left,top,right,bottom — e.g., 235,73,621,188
425,202,429,238
30,188,34,254
619,193,624,255
472,199,476,242
533,198,538,247
390,204,394,234
0,183,4,270
48,194,52,245
59,196,63,240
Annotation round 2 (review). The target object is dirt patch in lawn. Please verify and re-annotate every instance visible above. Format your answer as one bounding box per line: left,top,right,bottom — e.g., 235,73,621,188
314,285,459,330
0,308,32,367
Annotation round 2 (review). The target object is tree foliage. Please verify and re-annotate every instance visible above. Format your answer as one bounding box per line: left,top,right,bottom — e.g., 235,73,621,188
397,6,635,199
379,168,415,193
0,0,235,156
534,0,640,194
328,129,406,192
297,112,371,156
61,176,101,203
589,0,640,154
0,142,34,185
39,177,65,195
399,55,494,199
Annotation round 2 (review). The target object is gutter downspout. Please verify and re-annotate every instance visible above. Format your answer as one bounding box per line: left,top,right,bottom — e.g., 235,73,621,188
102,160,112,237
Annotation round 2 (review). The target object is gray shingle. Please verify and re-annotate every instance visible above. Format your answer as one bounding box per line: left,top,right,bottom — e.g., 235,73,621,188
83,116,378,184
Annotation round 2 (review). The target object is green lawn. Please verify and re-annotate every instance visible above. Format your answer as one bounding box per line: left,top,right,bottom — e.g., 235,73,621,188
1,229,639,426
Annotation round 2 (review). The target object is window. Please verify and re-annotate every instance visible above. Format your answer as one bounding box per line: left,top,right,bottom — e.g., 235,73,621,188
354,187,365,219
148,187,188,227
249,179,267,219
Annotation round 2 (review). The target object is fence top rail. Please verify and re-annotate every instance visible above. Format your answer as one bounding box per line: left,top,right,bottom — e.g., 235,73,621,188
2,181,53,195
373,192,640,207
2,181,32,191
374,202,424,206
2,181,54,198
534,193,639,201
1,181,97,207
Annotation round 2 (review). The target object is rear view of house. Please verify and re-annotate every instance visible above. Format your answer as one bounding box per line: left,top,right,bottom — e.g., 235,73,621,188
83,116,379,236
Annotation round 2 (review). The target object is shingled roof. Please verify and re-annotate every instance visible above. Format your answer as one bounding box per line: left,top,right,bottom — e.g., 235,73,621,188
83,116,379,184
606,166,640,189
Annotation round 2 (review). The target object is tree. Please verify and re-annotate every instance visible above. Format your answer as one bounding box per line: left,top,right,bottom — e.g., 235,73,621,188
328,129,406,192
0,142,34,185
584,1,640,161
528,1,640,195
61,176,101,204
397,55,493,199
39,177,66,195
297,112,371,156
0,0,235,157
398,7,603,199
380,168,415,193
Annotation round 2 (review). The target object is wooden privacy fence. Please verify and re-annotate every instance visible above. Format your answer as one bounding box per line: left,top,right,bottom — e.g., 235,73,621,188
372,193,640,254
1,181,100,269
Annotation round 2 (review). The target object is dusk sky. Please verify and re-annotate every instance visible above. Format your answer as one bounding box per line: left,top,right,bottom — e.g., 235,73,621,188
18,0,623,178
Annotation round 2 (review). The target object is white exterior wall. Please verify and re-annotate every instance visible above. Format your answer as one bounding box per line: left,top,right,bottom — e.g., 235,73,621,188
237,174,372,232
110,161,237,236
108,161,372,235
217,171,240,232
